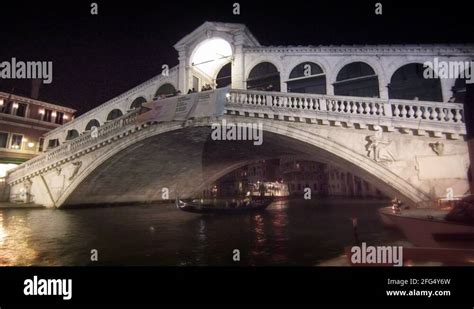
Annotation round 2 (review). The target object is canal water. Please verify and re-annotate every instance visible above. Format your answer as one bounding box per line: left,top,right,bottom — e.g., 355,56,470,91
0,198,404,266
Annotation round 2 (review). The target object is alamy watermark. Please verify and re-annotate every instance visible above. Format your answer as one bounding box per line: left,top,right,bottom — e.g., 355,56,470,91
350,242,403,266
211,119,263,146
0,57,53,84
423,58,473,84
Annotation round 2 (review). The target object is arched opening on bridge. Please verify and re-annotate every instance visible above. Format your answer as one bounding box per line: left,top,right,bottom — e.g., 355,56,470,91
451,69,469,103
247,62,281,92
85,119,100,131
190,38,233,89
65,129,79,141
155,83,176,98
47,138,60,149
287,62,326,94
130,97,147,110
216,62,232,88
388,63,443,102
334,62,379,98
106,109,123,121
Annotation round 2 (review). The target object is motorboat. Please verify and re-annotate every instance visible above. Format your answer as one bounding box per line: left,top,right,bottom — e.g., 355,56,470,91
379,197,474,249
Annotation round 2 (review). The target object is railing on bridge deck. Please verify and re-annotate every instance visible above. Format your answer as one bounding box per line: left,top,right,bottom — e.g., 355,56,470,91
225,89,465,134
6,88,467,183
7,108,142,182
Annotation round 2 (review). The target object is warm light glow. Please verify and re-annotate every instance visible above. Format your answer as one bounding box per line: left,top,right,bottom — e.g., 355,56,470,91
0,163,18,178
27,142,35,148
0,99,3,106
191,38,232,79
0,213,7,246
63,115,69,120
12,102,19,109
51,111,57,117
39,109,45,115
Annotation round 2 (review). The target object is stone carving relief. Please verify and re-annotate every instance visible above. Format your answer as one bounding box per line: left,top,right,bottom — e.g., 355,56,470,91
19,178,33,203
69,161,83,181
429,141,444,156
366,126,395,162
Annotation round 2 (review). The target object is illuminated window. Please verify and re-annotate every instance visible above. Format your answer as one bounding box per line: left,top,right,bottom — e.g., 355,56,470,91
1,101,12,114
38,138,44,152
0,132,8,148
55,112,64,124
43,109,53,122
10,134,23,150
15,103,27,117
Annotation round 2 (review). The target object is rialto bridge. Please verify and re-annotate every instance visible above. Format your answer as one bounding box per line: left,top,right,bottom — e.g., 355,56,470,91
3,22,473,208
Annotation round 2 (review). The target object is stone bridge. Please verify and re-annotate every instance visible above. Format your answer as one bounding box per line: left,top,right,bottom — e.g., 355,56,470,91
4,88,468,208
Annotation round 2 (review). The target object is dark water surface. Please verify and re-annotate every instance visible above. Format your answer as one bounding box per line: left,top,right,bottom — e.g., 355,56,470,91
0,198,404,266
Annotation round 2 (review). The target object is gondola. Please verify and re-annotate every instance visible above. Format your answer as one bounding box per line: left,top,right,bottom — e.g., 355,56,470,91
176,196,273,214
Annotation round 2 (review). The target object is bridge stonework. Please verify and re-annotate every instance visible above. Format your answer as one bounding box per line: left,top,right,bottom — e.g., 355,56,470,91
5,89,469,208
3,22,473,208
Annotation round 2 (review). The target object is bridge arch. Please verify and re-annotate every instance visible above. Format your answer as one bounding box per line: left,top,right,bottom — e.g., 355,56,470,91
334,61,380,98
388,63,443,102
451,68,470,103
106,109,124,121
85,119,101,132
55,119,431,208
189,38,234,86
65,129,79,141
215,62,232,88
155,83,176,98
130,96,147,110
286,62,326,94
246,61,281,91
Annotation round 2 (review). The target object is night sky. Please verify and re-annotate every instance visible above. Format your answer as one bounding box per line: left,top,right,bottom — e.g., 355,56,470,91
1,0,472,115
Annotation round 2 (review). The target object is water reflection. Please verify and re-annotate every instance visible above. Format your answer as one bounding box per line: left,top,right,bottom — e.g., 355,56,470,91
0,211,37,266
269,205,289,263
0,199,400,266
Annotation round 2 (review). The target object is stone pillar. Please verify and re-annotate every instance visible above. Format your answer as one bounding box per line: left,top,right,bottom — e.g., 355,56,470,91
178,49,187,93
325,65,336,95
280,81,287,93
440,78,455,102
379,81,389,100
231,34,245,89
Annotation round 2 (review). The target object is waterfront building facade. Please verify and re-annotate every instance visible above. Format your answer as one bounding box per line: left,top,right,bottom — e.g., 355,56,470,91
0,92,76,177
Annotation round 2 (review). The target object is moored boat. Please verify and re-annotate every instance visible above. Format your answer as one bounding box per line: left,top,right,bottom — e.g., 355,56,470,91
379,197,474,249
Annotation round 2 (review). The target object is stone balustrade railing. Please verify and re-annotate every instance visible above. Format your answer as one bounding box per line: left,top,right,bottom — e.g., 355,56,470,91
6,88,467,184
225,89,465,135
45,66,179,137
7,108,141,182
